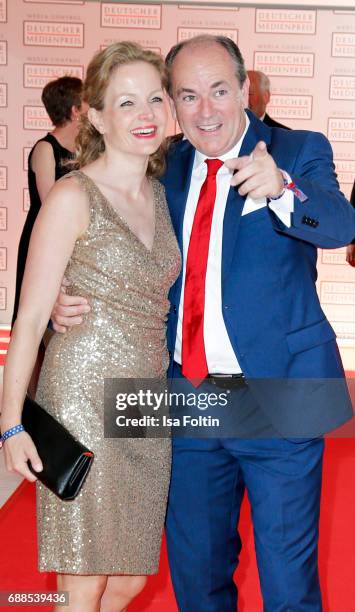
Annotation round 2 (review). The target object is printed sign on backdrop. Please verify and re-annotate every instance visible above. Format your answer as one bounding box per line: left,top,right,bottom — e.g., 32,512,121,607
255,10,317,35
23,106,52,130
0,41,7,65
101,3,162,29
0,206,6,230
23,0,84,4
334,159,355,184
254,52,314,77
0,83,7,107
0,125,7,149
23,21,85,48
0,246,7,270
328,118,355,142
0,286,6,310
23,147,32,172
329,76,355,101
0,166,7,190
23,63,84,88
321,282,355,306
0,0,6,24
268,94,313,120
332,32,355,57
23,188,30,212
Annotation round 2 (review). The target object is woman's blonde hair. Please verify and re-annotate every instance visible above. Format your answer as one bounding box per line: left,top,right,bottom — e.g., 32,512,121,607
74,41,168,177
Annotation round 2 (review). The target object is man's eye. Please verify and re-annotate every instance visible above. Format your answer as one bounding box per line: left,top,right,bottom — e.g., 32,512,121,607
215,89,228,97
182,95,196,103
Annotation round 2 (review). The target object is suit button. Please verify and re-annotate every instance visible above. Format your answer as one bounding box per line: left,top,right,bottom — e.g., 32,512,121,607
173,305,177,314
168,351,172,358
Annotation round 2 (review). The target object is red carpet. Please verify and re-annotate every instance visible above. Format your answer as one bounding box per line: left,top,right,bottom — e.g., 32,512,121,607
1,439,355,611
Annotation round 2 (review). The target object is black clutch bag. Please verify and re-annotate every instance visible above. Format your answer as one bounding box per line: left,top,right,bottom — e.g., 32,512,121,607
22,396,94,501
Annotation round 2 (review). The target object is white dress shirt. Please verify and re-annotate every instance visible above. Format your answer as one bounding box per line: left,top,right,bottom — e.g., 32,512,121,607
174,113,293,373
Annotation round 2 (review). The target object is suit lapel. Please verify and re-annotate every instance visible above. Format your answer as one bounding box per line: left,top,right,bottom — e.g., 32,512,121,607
222,112,271,283
165,141,195,252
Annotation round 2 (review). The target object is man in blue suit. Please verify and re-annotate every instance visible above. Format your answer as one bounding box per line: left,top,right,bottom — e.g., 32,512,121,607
53,35,355,611
162,35,354,611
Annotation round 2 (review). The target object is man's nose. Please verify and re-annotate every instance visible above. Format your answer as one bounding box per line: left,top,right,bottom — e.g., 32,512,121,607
199,97,214,117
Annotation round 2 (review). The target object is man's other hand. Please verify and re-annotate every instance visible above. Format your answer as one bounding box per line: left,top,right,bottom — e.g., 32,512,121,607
51,276,90,333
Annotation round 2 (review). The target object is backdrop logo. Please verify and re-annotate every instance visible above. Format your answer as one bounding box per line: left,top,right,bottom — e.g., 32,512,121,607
0,166,7,190
23,147,32,171
23,188,30,212
101,3,161,29
268,94,312,119
0,246,7,270
334,158,355,183
330,76,355,100
0,125,7,149
23,0,84,4
0,83,6,107
255,10,316,35
321,281,355,305
328,117,355,142
24,63,84,88
254,52,314,77
0,0,6,23
332,32,355,57
0,41,7,65
0,287,6,309
23,21,84,48
0,206,6,230
23,106,52,130
332,321,355,340
322,248,346,265
178,27,238,43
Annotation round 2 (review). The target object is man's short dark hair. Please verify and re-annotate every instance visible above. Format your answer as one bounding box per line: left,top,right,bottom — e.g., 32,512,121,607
41,76,83,127
165,35,247,97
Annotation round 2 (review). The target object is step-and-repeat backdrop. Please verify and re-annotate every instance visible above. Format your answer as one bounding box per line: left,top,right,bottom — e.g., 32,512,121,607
0,0,354,366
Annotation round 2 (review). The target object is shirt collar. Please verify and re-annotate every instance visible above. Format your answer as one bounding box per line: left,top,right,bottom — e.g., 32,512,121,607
193,112,250,174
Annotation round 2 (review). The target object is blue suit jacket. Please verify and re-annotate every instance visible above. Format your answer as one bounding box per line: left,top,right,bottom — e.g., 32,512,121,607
161,111,355,436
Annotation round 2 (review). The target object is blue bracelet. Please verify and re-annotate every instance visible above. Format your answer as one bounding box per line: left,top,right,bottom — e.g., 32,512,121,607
1,424,25,444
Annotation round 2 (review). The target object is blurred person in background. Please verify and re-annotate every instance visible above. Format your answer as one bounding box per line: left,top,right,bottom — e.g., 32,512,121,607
248,69,290,130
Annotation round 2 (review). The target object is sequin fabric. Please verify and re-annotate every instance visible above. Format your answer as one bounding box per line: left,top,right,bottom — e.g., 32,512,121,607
35,170,181,575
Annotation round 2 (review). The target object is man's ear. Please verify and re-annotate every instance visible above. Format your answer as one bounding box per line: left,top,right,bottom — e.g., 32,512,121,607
87,107,105,134
168,95,177,121
241,77,250,109
264,90,271,105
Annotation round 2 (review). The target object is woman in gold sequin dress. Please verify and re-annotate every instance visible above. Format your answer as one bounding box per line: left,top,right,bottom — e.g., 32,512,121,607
1,42,180,611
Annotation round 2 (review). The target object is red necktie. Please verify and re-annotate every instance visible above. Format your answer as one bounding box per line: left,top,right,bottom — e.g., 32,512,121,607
182,158,223,385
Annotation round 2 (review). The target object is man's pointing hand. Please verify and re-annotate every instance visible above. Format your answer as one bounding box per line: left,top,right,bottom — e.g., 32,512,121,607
225,140,285,200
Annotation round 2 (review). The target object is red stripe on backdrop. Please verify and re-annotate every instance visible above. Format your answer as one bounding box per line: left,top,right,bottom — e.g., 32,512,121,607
1,439,355,611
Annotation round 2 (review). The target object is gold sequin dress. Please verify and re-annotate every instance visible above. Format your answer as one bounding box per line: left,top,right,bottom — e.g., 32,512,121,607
35,170,181,575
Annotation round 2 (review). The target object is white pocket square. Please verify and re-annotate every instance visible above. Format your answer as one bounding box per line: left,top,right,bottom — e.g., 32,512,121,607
241,195,267,216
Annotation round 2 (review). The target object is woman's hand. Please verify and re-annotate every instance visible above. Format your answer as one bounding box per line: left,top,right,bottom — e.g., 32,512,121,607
3,431,43,482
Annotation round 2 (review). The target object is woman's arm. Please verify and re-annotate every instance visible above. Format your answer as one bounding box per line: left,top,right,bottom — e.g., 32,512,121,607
1,177,89,480
30,140,56,202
